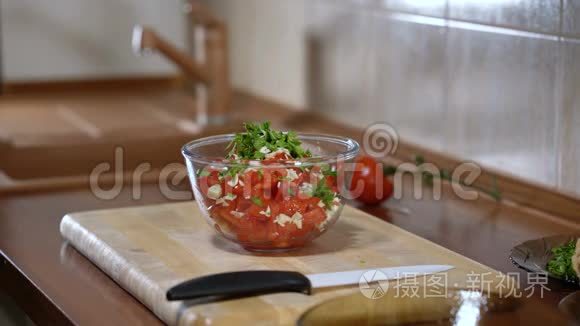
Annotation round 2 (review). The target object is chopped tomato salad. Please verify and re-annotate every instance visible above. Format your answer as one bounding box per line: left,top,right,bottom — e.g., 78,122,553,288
195,122,342,250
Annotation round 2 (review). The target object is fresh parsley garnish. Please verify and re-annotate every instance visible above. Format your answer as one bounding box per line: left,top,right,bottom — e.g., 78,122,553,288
547,240,578,281
313,179,335,208
251,196,263,207
219,164,245,179
226,121,312,160
298,165,309,173
321,164,337,177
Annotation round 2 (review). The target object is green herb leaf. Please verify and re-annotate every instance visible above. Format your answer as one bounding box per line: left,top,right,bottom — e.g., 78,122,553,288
422,172,434,186
251,196,263,207
383,165,398,176
547,240,578,281
414,155,426,166
313,179,335,207
219,164,245,179
321,164,337,177
407,154,502,201
227,121,312,160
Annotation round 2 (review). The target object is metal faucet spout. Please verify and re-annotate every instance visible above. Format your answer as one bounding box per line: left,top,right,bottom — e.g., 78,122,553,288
131,2,230,125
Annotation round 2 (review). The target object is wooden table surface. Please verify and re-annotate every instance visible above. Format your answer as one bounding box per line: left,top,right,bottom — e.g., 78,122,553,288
2,182,579,325
1,89,579,325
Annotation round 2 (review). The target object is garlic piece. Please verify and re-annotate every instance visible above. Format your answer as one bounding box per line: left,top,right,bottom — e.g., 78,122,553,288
291,212,303,229
207,184,222,200
231,211,245,218
227,174,239,187
286,169,299,181
259,205,272,217
215,193,237,206
274,214,292,227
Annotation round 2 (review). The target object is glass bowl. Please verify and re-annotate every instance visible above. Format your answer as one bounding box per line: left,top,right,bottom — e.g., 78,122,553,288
182,133,359,251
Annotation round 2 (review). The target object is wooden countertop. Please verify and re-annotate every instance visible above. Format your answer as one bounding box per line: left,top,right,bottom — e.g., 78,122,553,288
1,88,579,325
2,183,578,325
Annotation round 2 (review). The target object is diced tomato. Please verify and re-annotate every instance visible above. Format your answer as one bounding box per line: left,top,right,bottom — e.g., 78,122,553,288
203,159,340,250
246,203,266,220
283,221,311,240
240,170,261,188
295,171,309,184
214,206,241,229
280,197,307,216
198,171,220,196
325,176,337,191
269,201,280,219
235,197,253,212
222,175,235,194
266,222,281,242
274,180,299,201
262,153,291,162
236,218,270,243
248,183,273,202
259,168,285,198
303,206,326,226
302,196,321,210
231,184,245,196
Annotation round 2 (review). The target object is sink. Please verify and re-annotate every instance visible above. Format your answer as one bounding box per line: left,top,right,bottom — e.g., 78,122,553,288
0,89,242,180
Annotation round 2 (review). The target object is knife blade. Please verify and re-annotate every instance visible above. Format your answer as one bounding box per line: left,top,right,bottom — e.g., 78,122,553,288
166,264,453,301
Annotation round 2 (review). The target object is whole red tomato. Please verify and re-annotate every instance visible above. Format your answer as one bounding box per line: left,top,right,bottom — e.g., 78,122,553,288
350,155,394,205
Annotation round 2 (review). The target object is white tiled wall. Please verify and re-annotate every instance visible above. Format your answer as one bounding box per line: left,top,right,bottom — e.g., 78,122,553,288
204,0,307,108
445,27,559,185
448,0,560,33
2,0,185,80
207,0,580,196
560,39,580,195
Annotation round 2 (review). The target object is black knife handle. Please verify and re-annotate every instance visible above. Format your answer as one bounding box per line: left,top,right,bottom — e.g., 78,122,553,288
166,271,312,301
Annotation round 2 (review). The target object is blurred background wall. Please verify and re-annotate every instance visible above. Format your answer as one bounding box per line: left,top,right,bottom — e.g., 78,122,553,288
2,0,185,80
205,0,580,199
201,0,307,108
2,0,579,196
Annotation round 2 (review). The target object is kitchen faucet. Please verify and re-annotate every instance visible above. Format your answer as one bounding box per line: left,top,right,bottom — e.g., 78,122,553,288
132,1,230,125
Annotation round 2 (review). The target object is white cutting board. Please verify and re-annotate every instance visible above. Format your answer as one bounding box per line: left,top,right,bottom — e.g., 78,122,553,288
60,202,502,325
